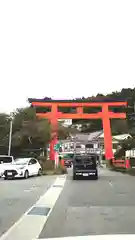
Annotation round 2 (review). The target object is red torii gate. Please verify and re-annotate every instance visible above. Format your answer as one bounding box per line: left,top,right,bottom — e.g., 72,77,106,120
28,99,127,160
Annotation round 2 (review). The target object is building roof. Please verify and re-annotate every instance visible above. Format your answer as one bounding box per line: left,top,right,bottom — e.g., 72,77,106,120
71,131,104,142
113,134,132,140
88,131,103,141
71,133,90,141
98,132,132,141
68,131,131,144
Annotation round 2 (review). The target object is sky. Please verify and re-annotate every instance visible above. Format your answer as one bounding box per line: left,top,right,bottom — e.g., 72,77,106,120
0,0,135,113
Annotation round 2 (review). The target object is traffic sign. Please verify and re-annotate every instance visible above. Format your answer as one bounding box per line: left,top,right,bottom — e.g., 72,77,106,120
54,142,62,151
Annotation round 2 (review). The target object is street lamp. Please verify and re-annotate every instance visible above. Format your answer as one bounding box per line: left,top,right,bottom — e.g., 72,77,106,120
8,115,13,156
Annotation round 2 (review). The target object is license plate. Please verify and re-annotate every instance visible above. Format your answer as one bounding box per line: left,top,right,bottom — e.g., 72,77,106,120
83,173,88,176
7,172,12,176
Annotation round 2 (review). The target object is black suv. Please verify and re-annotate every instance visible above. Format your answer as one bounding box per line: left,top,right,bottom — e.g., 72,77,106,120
73,153,98,180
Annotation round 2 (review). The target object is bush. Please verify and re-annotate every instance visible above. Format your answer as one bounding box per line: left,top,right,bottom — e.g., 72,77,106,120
106,159,114,169
58,163,67,174
37,157,55,171
43,160,55,171
38,156,47,162
40,159,67,175
106,159,127,172
53,166,67,175
112,167,127,173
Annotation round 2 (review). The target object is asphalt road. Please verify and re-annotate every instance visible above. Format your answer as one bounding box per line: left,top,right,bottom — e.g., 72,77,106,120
0,175,56,237
40,168,135,238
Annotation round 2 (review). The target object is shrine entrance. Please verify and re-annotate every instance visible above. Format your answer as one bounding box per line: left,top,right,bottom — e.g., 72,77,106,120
28,99,127,160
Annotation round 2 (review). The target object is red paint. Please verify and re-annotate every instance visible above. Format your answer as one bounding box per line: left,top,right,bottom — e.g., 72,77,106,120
116,163,125,168
30,101,127,160
125,159,130,169
50,137,57,161
61,159,65,167
114,160,125,163
113,159,129,169
102,105,113,159
49,106,58,161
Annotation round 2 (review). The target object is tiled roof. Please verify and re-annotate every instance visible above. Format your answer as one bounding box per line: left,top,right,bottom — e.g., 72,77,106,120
99,133,132,140
113,134,132,140
72,133,90,141
88,131,103,141
71,131,103,141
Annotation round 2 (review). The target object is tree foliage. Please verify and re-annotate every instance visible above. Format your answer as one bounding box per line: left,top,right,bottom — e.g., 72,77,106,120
114,138,135,158
69,88,135,134
0,108,51,156
0,113,10,151
0,107,73,157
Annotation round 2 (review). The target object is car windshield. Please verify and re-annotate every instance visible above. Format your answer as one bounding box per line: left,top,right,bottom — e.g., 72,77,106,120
0,157,12,164
14,159,29,165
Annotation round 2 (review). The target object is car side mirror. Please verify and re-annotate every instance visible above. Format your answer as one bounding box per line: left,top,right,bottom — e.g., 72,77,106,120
28,162,32,165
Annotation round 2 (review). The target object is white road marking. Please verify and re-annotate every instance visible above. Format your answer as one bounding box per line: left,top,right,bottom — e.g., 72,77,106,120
24,184,38,192
109,181,113,187
32,234,135,240
0,175,66,240
24,189,31,192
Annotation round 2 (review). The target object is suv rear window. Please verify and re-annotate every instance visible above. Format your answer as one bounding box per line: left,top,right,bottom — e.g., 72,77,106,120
0,157,12,164
85,144,93,148
75,155,97,164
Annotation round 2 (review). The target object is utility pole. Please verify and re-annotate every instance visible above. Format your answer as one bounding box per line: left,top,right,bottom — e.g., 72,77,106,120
8,115,13,156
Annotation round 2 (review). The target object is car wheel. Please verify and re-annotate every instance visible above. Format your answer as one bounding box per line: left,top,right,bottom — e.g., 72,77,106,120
4,176,8,180
38,168,42,176
24,170,29,179
95,172,98,180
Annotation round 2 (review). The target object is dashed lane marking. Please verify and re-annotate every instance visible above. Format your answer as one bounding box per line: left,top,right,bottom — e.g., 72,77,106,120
109,181,113,187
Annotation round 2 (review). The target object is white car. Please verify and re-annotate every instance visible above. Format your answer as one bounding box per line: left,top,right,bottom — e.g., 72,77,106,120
0,155,15,177
1,158,42,180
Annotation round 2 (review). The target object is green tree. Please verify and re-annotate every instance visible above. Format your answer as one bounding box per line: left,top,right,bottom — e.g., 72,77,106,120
114,137,135,158
58,124,71,140
11,107,50,157
111,119,128,135
0,113,11,154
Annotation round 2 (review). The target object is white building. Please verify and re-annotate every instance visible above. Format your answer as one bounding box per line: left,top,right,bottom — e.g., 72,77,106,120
59,119,72,127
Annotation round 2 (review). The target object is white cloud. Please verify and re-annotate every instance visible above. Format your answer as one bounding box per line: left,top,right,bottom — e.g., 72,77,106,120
0,0,135,113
